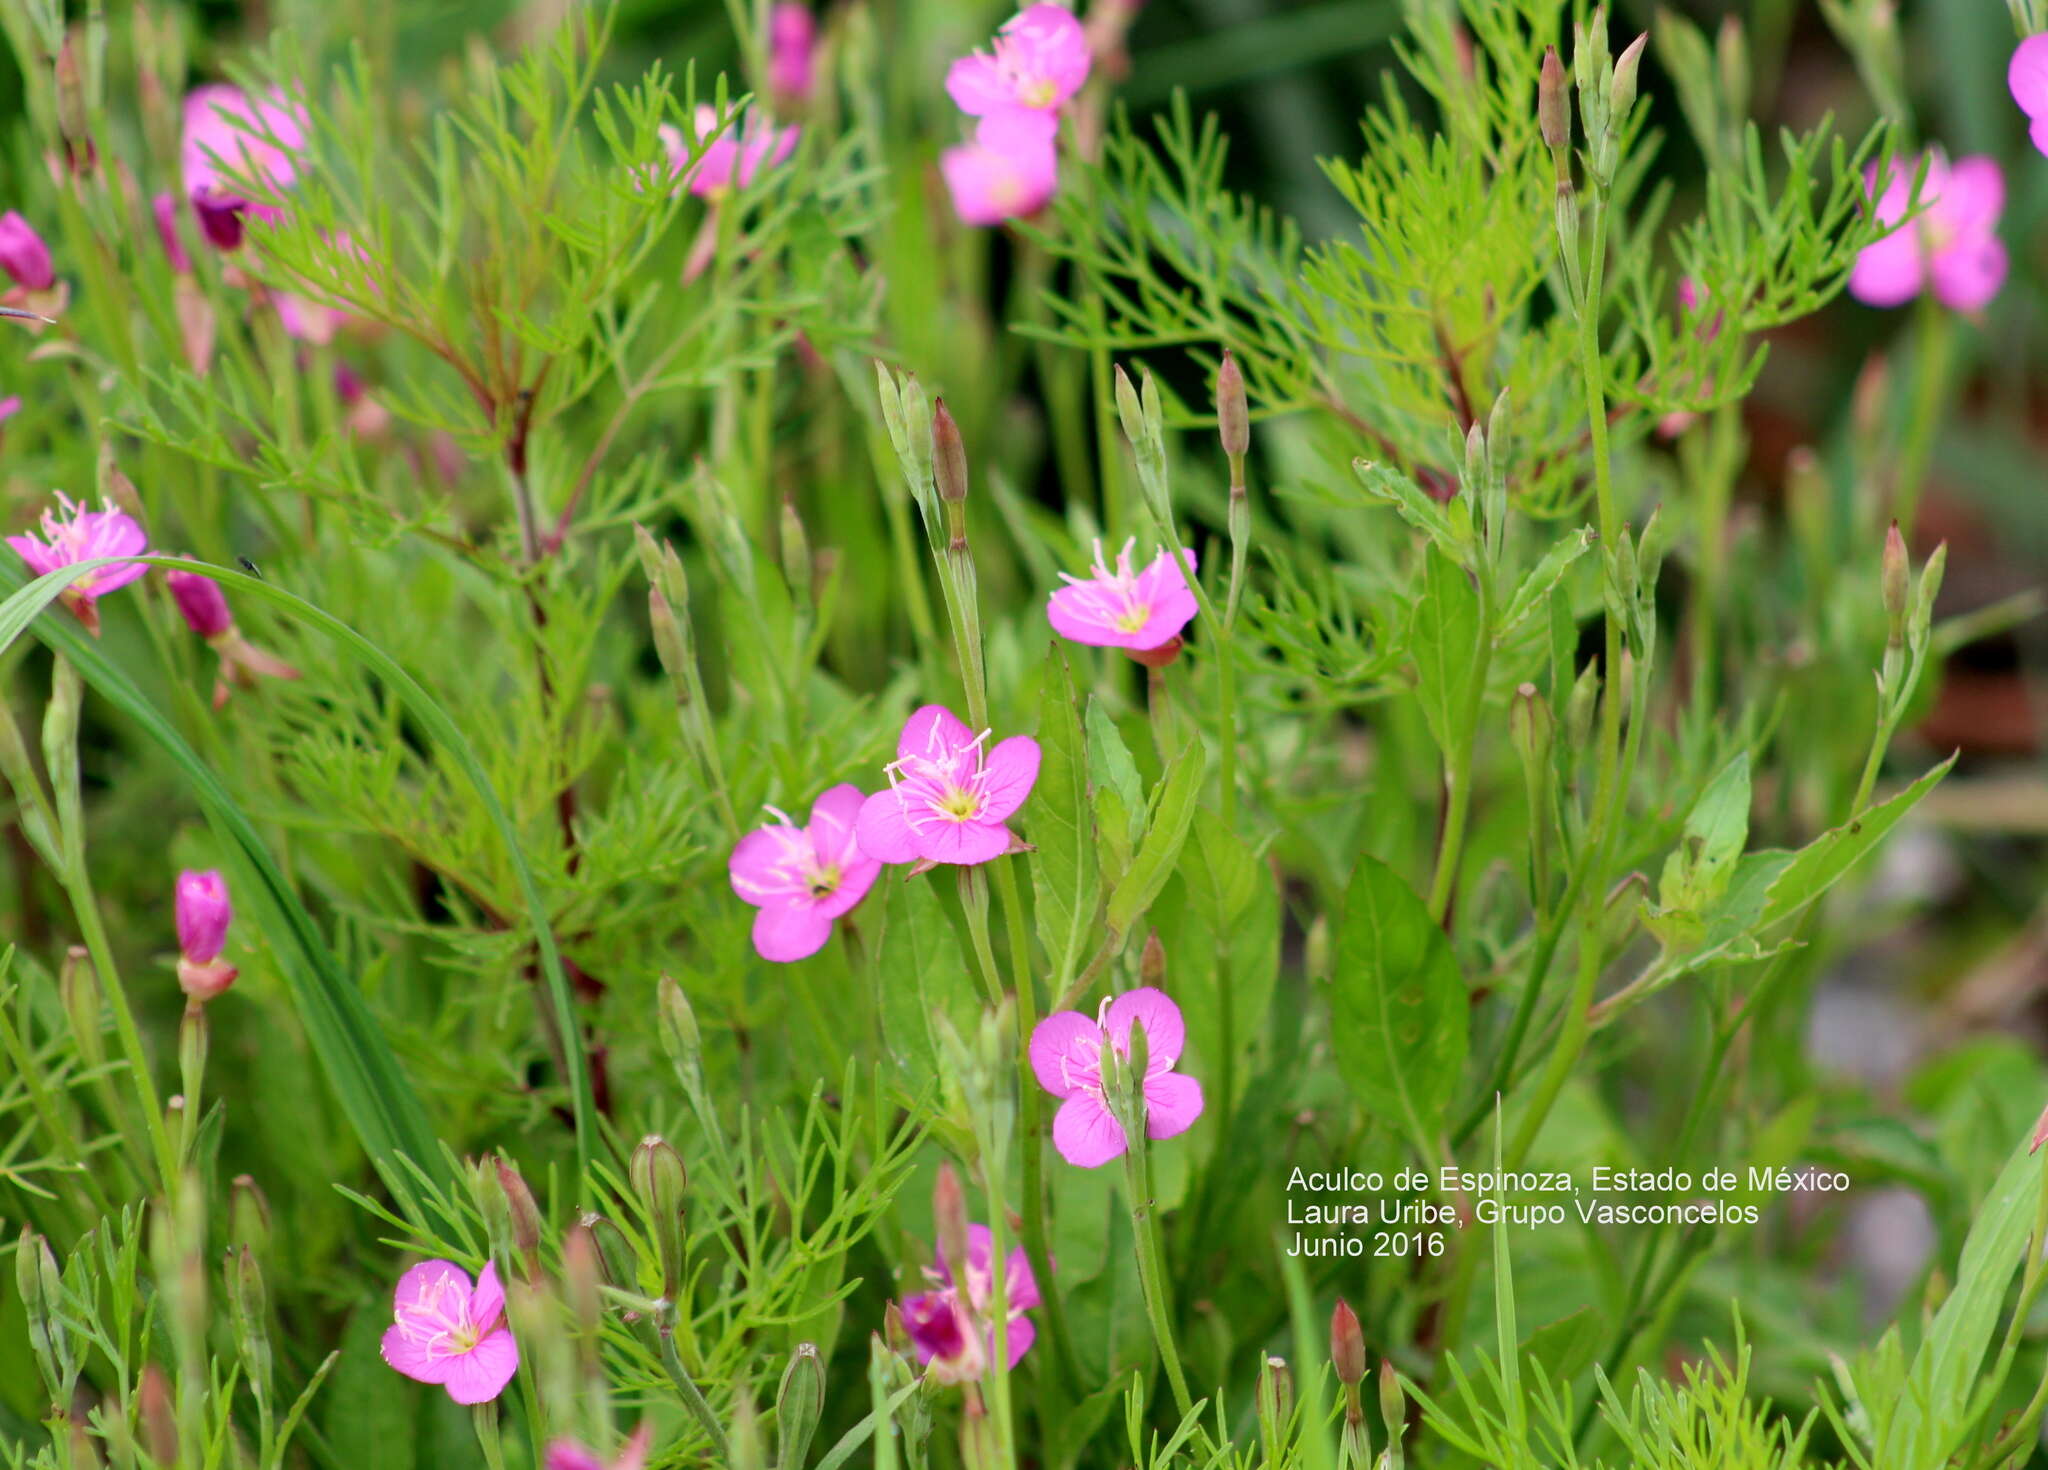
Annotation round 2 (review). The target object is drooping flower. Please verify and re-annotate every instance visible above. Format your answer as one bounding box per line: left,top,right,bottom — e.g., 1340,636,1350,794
946,4,1091,129
855,705,1040,868
181,84,310,250
1029,987,1204,1168
174,868,238,1002
661,106,799,200
379,1259,519,1405
900,1224,1039,1384
1849,151,2007,312
2011,35,2048,157
166,566,302,709
0,213,54,292
546,1425,652,1470
7,494,148,635
1046,539,1198,655
942,112,1060,226
768,3,818,109
729,784,883,961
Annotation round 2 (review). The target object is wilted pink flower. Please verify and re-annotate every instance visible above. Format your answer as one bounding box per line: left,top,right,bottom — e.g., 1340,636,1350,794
153,193,193,273
175,867,238,1001
2011,35,2048,157
1029,987,1204,1168
900,1224,1039,1384
768,3,818,108
1849,152,2007,312
855,705,1039,867
165,566,301,708
1047,539,1197,653
181,84,310,250
7,494,147,635
946,5,1090,127
729,784,882,961
661,106,799,199
942,112,1060,225
0,213,53,291
380,1260,519,1405
546,1425,651,1470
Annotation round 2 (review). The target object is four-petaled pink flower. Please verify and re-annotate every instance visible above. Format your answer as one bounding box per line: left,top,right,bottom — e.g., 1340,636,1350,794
729,784,883,962
175,868,238,1002
546,1425,651,1470
7,494,148,635
942,113,1060,226
900,1224,1039,1384
1047,539,1198,653
855,705,1040,868
768,3,818,109
181,84,310,250
2011,35,2048,158
1849,151,2007,313
662,106,800,199
946,5,1091,130
1029,987,1204,1168
379,1259,519,1405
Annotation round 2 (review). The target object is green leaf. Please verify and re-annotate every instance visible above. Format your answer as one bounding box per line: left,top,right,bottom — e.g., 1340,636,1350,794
1761,754,1956,928
1499,526,1595,635
1410,544,1484,754
1330,856,1468,1147
1105,746,1206,940
1032,646,1100,993
874,875,977,1086
1085,697,1144,878
1655,753,1752,918
1352,459,1467,555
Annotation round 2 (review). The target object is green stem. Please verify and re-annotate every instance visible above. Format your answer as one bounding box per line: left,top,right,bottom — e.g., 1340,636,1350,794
1122,1138,1196,1421
1891,290,1953,542
1428,576,1493,922
658,1314,731,1464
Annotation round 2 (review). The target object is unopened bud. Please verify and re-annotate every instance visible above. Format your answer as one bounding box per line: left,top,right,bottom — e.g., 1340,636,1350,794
1114,364,1145,452
932,399,969,506
1139,932,1166,988
56,31,91,170
1882,522,1908,643
776,1343,826,1470
779,496,813,611
1256,1355,1294,1437
1510,683,1554,767
657,974,704,1097
227,1243,272,1395
631,1136,688,1300
1716,16,1750,124
1610,33,1647,123
578,1211,639,1297
494,1156,544,1277
230,1175,272,1259
1538,48,1570,153
1852,356,1890,445
1379,1359,1407,1469
1331,1299,1366,1386
1217,349,1249,461
60,946,103,1068
139,1364,178,1465
563,1223,603,1338
933,1163,970,1280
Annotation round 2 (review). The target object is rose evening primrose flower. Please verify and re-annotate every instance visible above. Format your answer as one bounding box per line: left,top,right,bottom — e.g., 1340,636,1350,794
768,3,818,109
546,1425,651,1470
7,494,148,635
0,213,54,292
380,1259,518,1405
946,4,1091,132
942,112,1059,226
900,1224,1039,1384
662,106,799,199
2011,35,2048,157
1046,539,1198,655
1848,151,2007,312
1029,986,1204,1168
856,705,1040,867
175,868,238,1002
730,784,883,961
181,84,310,250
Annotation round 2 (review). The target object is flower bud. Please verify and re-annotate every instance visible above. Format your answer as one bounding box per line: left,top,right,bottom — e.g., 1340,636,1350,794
631,1136,688,1300
658,975,705,1098
175,868,232,963
1509,683,1554,768
1114,364,1145,451
1610,33,1647,124
0,212,53,291
932,398,970,506
563,1222,603,1338
494,1155,544,1277
1882,521,1908,644
231,1175,272,1259
60,945,104,1068
1379,1359,1407,1469
139,1364,179,1465
1139,931,1166,989
932,1163,971,1281
226,1242,273,1397
168,567,234,639
1538,47,1569,154
779,495,813,611
1330,1298,1366,1387
776,1342,825,1470
1716,16,1750,125
579,1210,640,1297
1216,349,1249,462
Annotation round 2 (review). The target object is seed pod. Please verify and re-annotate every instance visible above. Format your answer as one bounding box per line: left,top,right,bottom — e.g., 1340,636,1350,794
776,1343,825,1470
631,1136,688,1301
1216,349,1249,462
1330,1299,1366,1388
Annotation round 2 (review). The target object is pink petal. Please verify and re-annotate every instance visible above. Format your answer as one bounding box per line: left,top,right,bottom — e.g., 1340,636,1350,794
752,902,835,962
1003,1247,1041,1310
2033,115,2048,158
1930,234,2007,312
813,855,882,920
1939,156,2004,233
945,54,1015,117
545,1445,607,1470
380,1320,453,1383
1848,227,1926,307
2010,35,2048,119
730,828,811,908
997,1313,1036,1368
806,783,868,867
916,818,1012,866
855,789,921,863
1005,5,1091,103
975,736,1040,823
1029,1010,1101,1099
898,704,976,762
1130,587,1199,649
392,1259,471,1314
1051,1093,1128,1168
469,1261,505,1332
1104,986,1186,1071
441,1328,519,1405
1046,583,1129,646
1143,1072,1205,1139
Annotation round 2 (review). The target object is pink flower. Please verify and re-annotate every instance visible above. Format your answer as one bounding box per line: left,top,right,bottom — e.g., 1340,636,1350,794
165,566,302,708
546,1425,651,1470
167,568,234,638
855,705,1040,867
729,784,883,961
8,495,148,634
946,5,1090,125
1849,151,2007,312
0,213,54,291
900,1223,1039,1384
769,3,818,107
661,106,799,199
942,112,1060,226
379,1259,519,1405
2012,35,2048,157
1046,539,1198,651
153,193,193,273
181,84,310,250
1029,987,1204,1168
175,868,238,1002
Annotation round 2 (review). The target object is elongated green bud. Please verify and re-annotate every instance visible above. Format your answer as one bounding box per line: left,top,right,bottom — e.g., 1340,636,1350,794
563,1222,603,1338
579,1210,640,1298
56,31,90,172
1217,349,1249,462
631,1136,689,1300
227,1243,273,1399
1114,363,1146,454
932,398,970,551
139,1364,178,1465
1610,32,1648,124
60,946,103,1068
494,1156,544,1279
1379,1360,1407,1470
1538,47,1569,155
780,496,813,613
776,1342,825,1470
1882,522,1908,646
1716,15,1749,125
230,1175,272,1260
658,975,705,1098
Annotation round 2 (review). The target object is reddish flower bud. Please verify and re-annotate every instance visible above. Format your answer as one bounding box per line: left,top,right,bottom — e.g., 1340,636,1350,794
1217,349,1249,460
1331,1298,1366,1386
168,567,234,639
175,868,232,963
0,212,54,291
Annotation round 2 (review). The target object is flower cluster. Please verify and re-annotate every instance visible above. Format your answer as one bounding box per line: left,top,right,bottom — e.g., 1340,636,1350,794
941,5,1091,225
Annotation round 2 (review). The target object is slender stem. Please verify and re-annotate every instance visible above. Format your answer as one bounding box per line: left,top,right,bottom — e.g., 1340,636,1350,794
1428,574,1493,922
1122,1139,1195,1420
472,1403,510,1470
657,1314,731,1464
1891,290,1953,542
